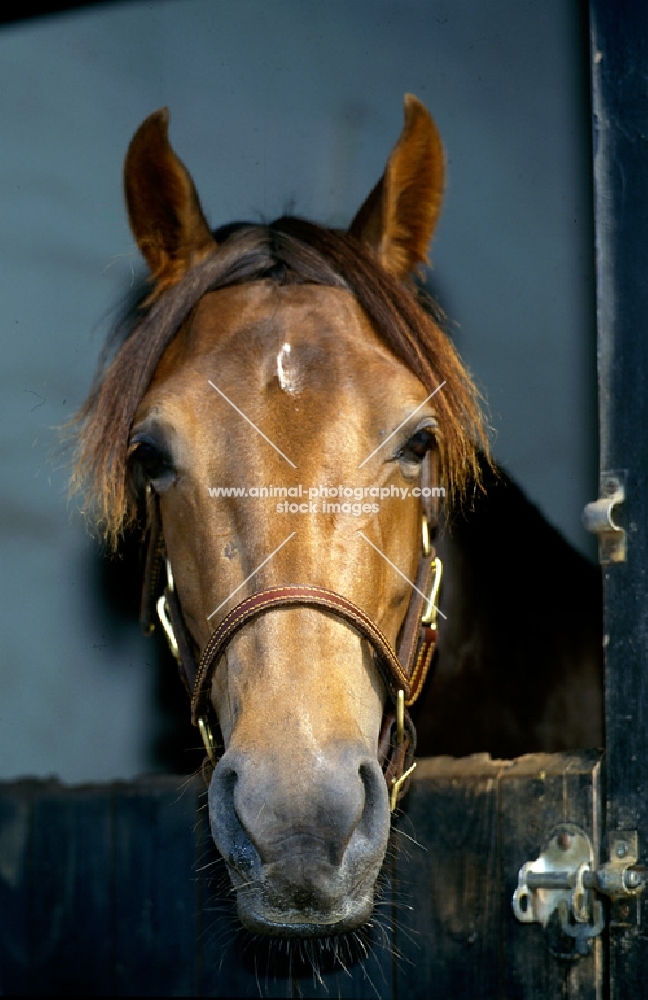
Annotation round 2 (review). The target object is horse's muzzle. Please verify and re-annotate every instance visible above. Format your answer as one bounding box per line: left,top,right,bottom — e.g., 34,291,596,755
207,745,390,936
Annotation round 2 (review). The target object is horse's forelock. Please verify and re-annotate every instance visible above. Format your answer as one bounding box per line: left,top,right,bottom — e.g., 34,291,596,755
71,219,487,547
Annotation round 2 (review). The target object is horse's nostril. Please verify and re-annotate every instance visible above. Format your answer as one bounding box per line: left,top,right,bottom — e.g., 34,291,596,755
357,759,390,841
229,834,258,875
210,762,262,880
359,761,379,807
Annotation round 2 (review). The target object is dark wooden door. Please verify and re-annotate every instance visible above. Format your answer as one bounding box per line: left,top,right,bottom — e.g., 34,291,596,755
589,1,648,995
0,761,605,998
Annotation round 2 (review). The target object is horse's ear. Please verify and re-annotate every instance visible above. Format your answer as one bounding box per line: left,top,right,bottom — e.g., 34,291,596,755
349,95,445,279
124,109,216,291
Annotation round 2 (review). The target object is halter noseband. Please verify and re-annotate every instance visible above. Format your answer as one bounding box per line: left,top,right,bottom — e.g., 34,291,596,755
141,449,442,810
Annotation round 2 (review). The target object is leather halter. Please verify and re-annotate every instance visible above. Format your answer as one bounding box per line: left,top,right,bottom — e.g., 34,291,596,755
140,449,442,809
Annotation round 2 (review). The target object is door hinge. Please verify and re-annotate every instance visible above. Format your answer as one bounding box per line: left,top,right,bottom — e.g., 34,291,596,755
582,470,626,564
512,824,645,958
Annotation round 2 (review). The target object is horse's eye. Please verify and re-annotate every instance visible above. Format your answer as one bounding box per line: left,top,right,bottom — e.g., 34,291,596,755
130,437,175,488
397,427,434,469
400,427,435,464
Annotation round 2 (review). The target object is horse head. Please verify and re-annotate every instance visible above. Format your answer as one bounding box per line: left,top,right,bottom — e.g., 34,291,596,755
74,96,486,937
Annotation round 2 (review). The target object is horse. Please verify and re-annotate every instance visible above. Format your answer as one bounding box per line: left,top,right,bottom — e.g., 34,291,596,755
71,95,600,942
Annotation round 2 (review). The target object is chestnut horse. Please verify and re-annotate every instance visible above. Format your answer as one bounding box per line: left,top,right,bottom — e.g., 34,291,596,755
72,96,600,941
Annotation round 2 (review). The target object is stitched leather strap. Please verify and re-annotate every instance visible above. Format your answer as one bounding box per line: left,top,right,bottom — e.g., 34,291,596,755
191,584,412,726
408,623,438,705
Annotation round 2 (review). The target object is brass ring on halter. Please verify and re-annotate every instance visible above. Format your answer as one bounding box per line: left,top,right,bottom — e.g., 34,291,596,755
421,514,432,558
198,716,219,766
396,689,405,745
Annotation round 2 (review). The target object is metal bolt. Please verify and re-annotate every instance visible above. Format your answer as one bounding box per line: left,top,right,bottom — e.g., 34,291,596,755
616,842,628,858
624,869,643,890
557,831,572,851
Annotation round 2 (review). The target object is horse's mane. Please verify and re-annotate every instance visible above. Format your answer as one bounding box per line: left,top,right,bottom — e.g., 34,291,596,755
71,216,488,547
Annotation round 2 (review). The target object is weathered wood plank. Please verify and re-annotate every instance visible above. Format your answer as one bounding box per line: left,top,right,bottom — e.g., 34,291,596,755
29,784,113,995
112,776,199,997
0,781,34,996
391,752,603,1000
392,755,501,1000
500,752,603,1000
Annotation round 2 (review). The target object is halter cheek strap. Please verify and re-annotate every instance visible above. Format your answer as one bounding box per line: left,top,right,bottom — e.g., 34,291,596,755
140,449,442,809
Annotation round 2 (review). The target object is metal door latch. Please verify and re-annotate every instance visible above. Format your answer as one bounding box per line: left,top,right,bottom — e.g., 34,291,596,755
582,470,626,563
512,824,645,957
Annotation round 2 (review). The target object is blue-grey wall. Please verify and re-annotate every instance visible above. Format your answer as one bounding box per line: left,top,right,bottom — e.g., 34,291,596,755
0,0,597,780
